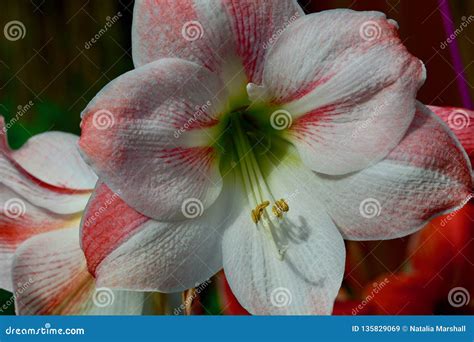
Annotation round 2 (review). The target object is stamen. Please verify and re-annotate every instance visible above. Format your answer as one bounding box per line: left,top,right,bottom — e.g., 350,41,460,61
272,199,289,218
251,201,270,223
231,116,290,260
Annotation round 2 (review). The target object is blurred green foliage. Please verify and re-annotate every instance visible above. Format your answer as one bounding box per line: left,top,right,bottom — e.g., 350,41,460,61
1,0,134,149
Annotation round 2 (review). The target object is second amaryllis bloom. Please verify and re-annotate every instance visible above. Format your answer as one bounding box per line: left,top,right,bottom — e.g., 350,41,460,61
0,118,145,315
78,1,473,314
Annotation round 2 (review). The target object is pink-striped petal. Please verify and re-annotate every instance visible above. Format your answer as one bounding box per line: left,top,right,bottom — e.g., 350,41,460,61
132,0,303,87
315,103,473,240
81,182,237,292
429,105,474,164
80,58,226,221
12,227,145,315
0,156,91,215
12,132,97,190
0,185,80,291
0,120,89,291
257,9,425,175
0,120,92,215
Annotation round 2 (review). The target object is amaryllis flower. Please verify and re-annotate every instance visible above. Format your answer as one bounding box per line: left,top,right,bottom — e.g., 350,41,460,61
0,118,145,315
78,1,473,314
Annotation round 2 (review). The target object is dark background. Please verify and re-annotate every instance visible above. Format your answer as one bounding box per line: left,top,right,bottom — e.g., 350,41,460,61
0,0,473,314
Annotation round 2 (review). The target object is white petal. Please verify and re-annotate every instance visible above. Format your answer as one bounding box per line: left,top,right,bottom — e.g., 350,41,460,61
132,0,304,85
81,182,240,292
315,103,473,240
80,58,226,220
260,9,425,175
0,185,80,291
12,227,145,315
223,153,345,314
0,120,92,214
12,132,97,190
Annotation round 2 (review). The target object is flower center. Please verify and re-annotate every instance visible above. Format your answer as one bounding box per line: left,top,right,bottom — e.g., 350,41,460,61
223,113,291,259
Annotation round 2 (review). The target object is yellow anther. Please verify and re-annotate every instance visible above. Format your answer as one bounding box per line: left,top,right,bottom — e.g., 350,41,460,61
272,206,283,218
251,201,270,223
275,199,289,212
272,205,283,218
272,199,289,219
